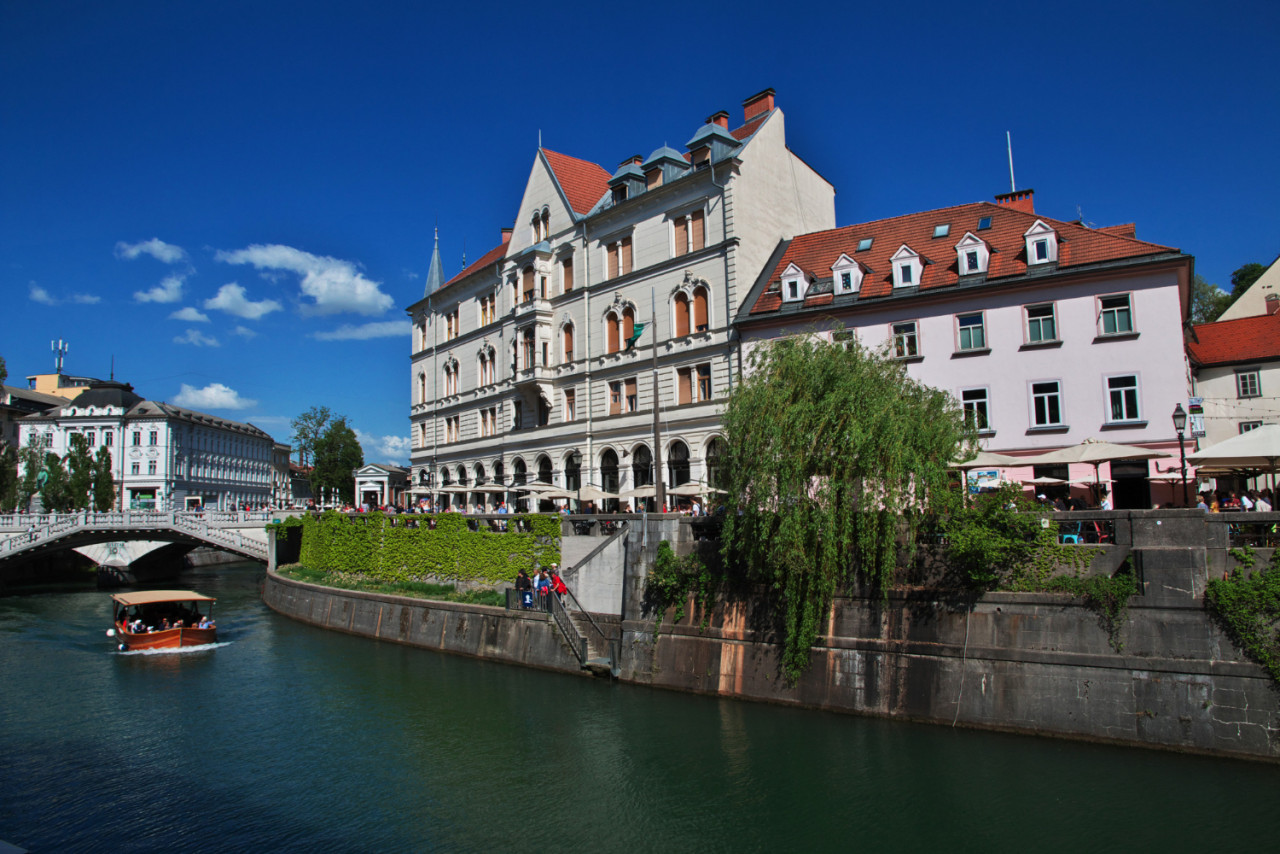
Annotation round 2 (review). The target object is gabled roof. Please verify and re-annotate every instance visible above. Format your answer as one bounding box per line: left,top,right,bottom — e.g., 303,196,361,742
741,198,1182,319
541,148,611,216
440,236,511,292
1188,312,1280,367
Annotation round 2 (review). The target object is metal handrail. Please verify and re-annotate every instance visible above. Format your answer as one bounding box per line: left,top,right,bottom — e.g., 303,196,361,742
548,593,589,664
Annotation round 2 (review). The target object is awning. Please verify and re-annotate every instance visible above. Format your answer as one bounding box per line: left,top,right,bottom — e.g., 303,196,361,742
111,590,216,606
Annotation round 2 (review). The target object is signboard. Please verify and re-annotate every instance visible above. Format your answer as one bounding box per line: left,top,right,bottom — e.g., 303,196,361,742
967,469,1001,494
1188,397,1203,415
1189,413,1206,439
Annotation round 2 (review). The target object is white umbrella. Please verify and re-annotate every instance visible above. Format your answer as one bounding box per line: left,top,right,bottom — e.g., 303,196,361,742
1021,476,1066,485
951,450,1022,468
666,481,725,497
1023,438,1170,498
575,484,617,502
1188,424,1280,468
618,485,657,499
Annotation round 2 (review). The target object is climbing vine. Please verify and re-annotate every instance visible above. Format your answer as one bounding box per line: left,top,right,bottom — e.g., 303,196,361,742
1206,550,1280,685
293,511,559,585
644,540,717,638
721,331,974,683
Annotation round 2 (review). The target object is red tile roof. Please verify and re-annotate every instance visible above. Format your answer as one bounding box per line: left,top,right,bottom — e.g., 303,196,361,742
731,111,770,141
542,148,611,215
748,200,1180,316
441,236,510,290
1188,312,1280,366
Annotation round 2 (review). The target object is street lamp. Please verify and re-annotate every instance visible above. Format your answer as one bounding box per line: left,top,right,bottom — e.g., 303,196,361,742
1172,403,1189,506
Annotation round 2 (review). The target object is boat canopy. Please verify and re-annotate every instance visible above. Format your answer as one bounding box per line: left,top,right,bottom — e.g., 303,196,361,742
110,590,216,606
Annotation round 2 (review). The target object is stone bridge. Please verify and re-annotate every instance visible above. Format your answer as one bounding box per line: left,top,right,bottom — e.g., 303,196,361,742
0,510,274,575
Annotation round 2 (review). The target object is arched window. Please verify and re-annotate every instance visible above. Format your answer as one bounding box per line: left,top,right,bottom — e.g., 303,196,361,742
674,292,691,337
606,310,621,353
600,449,620,494
537,455,553,484
418,372,427,403
667,441,690,486
564,453,581,491
563,322,575,363
512,458,527,486
693,286,709,332
623,306,635,343
494,461,504,486
706,438,726,489
456,465,468,486
541,209,550,241
474,463,486,485
632,445,653,487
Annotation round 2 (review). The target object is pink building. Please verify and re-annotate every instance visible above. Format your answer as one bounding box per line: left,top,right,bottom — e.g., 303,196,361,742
735,190,1195,509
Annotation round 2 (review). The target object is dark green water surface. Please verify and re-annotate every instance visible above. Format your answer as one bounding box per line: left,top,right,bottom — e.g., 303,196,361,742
1,561,1277,853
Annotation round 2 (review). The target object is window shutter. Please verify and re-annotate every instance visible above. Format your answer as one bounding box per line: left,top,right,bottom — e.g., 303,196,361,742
563,325,574,361
625,378,637,410
675,294,690,337
674,217,688,256
606,244,618,279
621,237,632,275
607,316,619,353
623,308,635,341
691,209,705,250
693,288,708,331
678,368,692,404
562,256,573,291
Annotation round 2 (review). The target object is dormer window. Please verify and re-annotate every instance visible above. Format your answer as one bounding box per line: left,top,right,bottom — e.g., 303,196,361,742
932,224,950,238
954,232,990,276
780,263,808,302
891,246,923,289
612,186,628,205
831,254,862,295
1024,220,1059,265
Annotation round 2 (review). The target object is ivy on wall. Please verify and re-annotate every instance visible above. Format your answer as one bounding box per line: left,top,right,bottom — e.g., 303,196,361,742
293,511,560,585
1208,548,1280,685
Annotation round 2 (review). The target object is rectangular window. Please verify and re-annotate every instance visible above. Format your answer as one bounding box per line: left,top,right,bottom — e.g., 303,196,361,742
900,264,913,285
132,432,141,446
1107,375,1141,422
965,250,980,273
104,431,113,447
787,280,800,300
674,217,688,257
87,431,96,447
690,209,705,251
624,378,638,412
840,271,852,291
1034,239,1049,261
609,381,622,416
678,367,693,405
962,388,989,430
697,363,712,401
1099,294,1133,335
1241,421,1263,434
1026,303,1057,343
620,237,632,276
149,431,158,446
148,460,157,475
957,313,986,351
562,257,573,292
513,402,523,430
564,390,576,422
1237,369,1261,398
1032,381,1063,427
131,462,140,475
892,321,918,359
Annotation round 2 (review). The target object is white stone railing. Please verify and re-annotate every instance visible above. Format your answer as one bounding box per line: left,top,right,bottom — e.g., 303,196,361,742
0,509,269,560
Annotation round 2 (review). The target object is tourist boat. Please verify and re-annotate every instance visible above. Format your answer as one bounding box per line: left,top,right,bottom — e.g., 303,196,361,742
108,590,217,651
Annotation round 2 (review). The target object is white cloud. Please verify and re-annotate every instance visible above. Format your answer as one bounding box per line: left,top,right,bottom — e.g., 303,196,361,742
71,293,101,304
312,320,410,341
355,429,411,464
29,284,56,305
172,382,256,410
29,283,101,305
173,328,219,347
217,243,393,316
135,274,186,304
202,282,282,320
231,325,257,338
115,238,188,264
169,306,210,322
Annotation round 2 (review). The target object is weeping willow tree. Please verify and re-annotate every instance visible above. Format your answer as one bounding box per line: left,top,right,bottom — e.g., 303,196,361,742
721,331,974,682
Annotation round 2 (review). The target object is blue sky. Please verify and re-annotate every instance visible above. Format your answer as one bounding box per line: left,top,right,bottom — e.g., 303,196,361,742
4,1,1277,465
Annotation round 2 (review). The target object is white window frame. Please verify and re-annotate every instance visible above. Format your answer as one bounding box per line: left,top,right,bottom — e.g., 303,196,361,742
831,254,862,295
1241,421,1263,434
892,320,919,359
954,232,989,275
890,245,922,289
1024,220,1059,265
1098,292,1135,336
956,312,987,352
1105,373,1142,423
1236,368,1261,399
961,387,991,432
1025,302,1058,344
780,262,807,303
1030,379,1064,427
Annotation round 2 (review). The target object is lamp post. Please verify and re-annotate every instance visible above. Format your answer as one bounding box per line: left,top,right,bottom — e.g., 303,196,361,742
1172,403,1189,506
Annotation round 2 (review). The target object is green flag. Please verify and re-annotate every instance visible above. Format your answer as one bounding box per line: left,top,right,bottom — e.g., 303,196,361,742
626,322,647,349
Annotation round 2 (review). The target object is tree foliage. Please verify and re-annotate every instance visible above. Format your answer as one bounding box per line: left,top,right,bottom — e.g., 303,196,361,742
720,332,973,682
0,445,16,510
39,452,72,512
65,433,94,510
291,405,331,467
1189,274,1232,324
93,445,115,511
1230,262,1267,300
17,433,46,510
312,415,363,505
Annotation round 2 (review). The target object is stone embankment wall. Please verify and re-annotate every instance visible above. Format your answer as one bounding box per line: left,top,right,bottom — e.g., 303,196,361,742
262,570,586,676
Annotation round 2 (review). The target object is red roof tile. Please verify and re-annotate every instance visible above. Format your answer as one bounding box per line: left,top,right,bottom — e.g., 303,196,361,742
731,111,770,141
441,237,510,290
1189,312,1280,366
542,148,611,215
749,200,1179,315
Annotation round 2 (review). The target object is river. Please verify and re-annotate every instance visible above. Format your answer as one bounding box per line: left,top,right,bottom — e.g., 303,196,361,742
1,560,1277,852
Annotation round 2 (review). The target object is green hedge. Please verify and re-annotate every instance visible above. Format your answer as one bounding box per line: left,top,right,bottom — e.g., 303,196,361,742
295,511,560,585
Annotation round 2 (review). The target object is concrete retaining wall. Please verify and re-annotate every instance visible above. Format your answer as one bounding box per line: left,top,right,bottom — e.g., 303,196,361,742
262,571,587,677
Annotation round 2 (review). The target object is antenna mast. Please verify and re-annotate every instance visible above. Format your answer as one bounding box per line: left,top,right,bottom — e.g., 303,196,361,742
1006,131,1016,193
52,339,68,374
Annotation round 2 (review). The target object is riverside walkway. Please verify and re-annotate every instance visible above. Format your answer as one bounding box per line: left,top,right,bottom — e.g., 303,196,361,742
0,510,272,566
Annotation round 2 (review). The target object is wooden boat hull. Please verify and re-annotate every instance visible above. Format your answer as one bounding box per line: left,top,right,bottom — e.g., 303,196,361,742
117,624,217,650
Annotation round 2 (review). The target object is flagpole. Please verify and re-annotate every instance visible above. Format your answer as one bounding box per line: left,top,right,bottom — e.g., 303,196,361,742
652,286,665,513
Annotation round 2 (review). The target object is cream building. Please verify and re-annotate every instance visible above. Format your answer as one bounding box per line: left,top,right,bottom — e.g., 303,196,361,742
406,89,834,510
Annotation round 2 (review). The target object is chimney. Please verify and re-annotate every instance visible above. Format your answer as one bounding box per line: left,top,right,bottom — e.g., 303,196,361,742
1266,295,1280,316
742,88,776,123
501,227,513,242
994,188,1035,214
706,110,730,129
618,155,643,168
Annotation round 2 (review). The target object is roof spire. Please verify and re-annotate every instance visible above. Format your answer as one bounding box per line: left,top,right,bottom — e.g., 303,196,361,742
424,226,444,297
